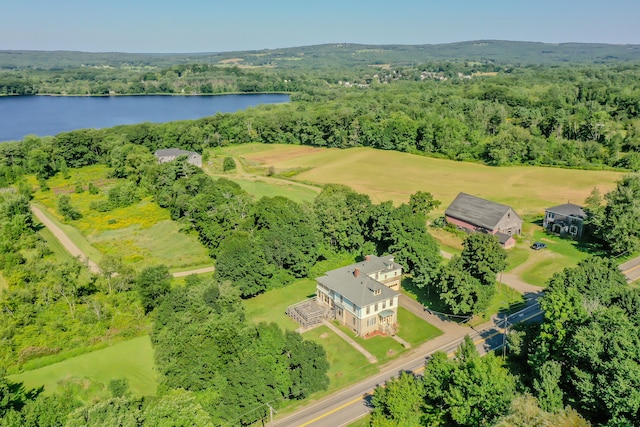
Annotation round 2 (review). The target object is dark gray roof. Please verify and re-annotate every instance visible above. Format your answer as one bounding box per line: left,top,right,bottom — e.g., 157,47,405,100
154,148,199,158
316,255,401,308
495,232,514,245
445,192,517,230
546,203,586,219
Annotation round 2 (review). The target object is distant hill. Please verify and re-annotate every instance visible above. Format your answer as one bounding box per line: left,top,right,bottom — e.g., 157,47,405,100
2,40,640,70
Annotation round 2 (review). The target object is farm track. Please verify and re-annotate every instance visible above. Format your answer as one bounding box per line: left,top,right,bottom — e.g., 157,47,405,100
31,204,215,277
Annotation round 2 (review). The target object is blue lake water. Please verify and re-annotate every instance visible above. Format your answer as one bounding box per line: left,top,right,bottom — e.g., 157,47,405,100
0,94,290,142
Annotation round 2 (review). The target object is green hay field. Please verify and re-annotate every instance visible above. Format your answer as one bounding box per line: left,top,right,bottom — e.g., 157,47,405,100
10,336,157,397
226,177,319,205
231,144,624,216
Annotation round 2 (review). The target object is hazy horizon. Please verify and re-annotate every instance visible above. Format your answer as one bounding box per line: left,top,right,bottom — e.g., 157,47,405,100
2,0,639,53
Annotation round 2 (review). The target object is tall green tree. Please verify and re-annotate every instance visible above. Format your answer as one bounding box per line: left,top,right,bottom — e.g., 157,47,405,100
370,372,426,427
460,233,507,286
314,184,372,253
600,173,640,254
135,265,172,313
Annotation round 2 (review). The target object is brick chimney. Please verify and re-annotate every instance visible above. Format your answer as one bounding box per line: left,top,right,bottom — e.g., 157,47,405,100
354,268,360,277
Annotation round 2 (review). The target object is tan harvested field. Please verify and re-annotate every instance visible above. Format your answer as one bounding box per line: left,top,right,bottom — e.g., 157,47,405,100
234,144,624,216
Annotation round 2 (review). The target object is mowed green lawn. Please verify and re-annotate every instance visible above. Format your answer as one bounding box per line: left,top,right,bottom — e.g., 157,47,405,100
234,144,623,216
516,227,593,287
224,177,319,205
30,165,211,271
396,307,443,347
243,279,318,332
304,326,377,392
10,336,157,397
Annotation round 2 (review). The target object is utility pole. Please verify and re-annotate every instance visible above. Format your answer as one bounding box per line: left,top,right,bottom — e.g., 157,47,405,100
266,402,277,426
502,315,509,361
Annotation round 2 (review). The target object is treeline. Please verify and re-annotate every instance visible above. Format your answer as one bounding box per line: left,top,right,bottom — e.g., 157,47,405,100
369,257,640,426
3,63,640,174
0,64,312,96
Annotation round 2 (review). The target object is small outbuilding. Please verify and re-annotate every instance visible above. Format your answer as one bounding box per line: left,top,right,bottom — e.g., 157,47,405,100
154,148,202,167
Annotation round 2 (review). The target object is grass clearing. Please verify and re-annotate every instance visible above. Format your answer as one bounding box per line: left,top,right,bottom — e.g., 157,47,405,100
90,220,210,270
243,279,317,332
233,144,622,215
429,227,463,256
224,177,319,205
304,326,377,392
396,307,443,347
515,227,592,286
10,336,157,397
31,166,211,271
334,323,406,365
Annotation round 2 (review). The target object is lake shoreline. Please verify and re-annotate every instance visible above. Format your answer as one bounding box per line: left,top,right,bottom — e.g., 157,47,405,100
0,93,290,142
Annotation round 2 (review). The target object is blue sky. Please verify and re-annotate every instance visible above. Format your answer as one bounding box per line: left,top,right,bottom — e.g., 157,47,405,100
2,0,639,53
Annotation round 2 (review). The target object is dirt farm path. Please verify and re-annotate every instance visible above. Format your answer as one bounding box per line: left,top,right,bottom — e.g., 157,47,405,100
31,204,102,274
31,204,215,278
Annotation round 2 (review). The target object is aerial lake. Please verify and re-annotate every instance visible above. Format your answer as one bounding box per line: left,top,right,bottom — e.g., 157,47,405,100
0,93,290,142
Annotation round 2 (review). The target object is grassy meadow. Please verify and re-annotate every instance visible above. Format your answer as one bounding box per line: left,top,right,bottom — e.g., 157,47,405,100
218,143,623,216
202,147,321,204
10,336,157,397
30,165,211,271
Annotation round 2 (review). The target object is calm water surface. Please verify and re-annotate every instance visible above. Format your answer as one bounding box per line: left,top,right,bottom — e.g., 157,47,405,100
0,94,289,142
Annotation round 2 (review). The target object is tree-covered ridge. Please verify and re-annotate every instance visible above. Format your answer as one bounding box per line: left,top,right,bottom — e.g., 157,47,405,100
2,41,640,71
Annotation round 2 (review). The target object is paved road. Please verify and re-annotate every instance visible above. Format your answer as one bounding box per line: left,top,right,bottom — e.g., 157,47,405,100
31,204,215,278
273,303,542,427
619,256,640,283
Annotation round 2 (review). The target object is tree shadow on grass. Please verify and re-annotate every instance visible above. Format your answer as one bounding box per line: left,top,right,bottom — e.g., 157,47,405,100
401,277,448,313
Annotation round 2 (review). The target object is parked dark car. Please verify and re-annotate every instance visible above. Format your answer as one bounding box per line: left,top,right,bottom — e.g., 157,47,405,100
531,242,547,250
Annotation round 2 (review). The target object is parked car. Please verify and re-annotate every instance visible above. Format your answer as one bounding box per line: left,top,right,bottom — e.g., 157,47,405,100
531,242,547,250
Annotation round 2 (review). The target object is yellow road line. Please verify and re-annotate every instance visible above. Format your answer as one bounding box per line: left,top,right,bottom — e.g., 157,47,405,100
623,263,640,275
300,309,541,426
299,395,364,427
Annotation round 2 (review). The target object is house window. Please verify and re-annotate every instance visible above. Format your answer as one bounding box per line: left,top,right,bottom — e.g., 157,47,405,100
366,306,370,315
395,271,398,276
389,299,393,307
352,317,356,325
374,303,378,312
340,295,343,303
569,225,578,235
367,317,376,327
548,212,555,219
382,301,386,310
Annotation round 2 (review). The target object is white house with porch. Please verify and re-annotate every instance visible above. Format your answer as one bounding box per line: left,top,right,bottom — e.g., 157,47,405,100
314,255,402,337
